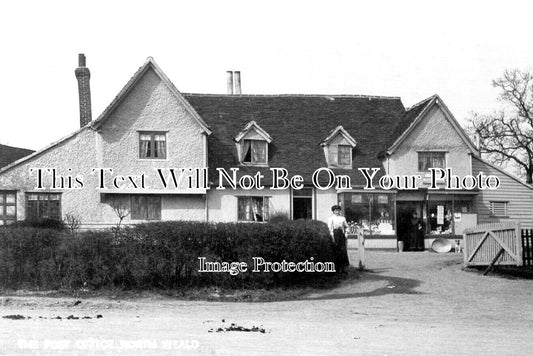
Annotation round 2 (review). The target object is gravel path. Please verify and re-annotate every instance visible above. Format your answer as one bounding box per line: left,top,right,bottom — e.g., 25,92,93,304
1,250,532,355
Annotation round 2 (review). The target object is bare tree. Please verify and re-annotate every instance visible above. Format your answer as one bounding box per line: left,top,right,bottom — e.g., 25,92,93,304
110,198,130,228
470,69,533,184
64,212,82,234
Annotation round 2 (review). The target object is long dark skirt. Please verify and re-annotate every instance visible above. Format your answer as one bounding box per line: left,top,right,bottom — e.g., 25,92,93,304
333,228,350,271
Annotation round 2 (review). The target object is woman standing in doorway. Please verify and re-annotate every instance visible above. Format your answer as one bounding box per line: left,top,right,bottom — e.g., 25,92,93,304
328,205,350,273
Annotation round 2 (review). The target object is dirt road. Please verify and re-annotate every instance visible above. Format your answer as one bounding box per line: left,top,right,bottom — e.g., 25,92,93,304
1,251,533,355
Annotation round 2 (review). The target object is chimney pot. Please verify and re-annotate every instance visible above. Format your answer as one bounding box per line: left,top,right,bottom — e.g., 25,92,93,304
78,53,86,67
234,71,242,95
226,71,233,95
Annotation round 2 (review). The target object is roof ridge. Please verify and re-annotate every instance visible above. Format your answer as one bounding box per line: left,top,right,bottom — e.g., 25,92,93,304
182,93,401,100
405,94,438,112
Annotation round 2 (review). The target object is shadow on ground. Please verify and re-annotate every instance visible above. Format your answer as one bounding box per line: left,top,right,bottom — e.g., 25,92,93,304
302,269,421,300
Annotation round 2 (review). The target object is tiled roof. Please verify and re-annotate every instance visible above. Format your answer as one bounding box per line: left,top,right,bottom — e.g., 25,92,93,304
0,144,34,168
183,94,406,186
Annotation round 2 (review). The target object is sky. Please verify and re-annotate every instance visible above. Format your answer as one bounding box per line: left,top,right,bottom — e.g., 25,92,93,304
1,0,532,150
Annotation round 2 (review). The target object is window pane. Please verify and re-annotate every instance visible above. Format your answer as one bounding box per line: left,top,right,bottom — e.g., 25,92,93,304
338,145,351,165
139,133,166,159
6,194,15,204
5,206,15,217
328,145,338,165
242,140,252,162
0,195,3,204
237,196,268,221
140,140,149,158
263,197,269,221
238,197,251,220
26,194,61,221
251,197,264,221
155,140,166,159
418,152,445,171
251,141,266,163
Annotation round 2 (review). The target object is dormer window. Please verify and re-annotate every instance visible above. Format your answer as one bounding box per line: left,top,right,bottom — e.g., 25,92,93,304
320,126,357,169
235,121,272,166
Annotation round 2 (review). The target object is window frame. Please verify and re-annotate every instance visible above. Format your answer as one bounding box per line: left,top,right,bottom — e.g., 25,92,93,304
327,144,353,169
237,196,270,222
25,193,62,221
489,201,509,217
138,131,167,160
337,144,352,166
0,191,17,226
130,195,162,220
241,139,268,166
418,151,446,172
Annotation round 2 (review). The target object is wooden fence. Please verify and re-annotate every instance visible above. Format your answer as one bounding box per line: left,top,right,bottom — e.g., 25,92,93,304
463,222,523,267
523,229,533,267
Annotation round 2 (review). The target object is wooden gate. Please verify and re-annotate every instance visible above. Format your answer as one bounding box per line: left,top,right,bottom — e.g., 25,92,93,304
464,222,523,267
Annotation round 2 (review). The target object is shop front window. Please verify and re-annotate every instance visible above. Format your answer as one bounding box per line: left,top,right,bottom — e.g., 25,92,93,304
428,196,473,235
341,193,396,236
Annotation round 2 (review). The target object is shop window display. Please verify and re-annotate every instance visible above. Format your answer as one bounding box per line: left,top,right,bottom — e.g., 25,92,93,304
428,198,472,235
341,193,396,236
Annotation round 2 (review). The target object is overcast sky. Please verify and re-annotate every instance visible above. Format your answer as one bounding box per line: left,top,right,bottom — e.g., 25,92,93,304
1,0,532,150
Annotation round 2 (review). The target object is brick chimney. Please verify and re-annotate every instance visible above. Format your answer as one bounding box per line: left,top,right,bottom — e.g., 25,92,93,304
75,54,92,127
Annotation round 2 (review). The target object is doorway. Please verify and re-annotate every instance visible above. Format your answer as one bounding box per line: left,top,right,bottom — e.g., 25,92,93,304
397,201,425,247
292,188,313,220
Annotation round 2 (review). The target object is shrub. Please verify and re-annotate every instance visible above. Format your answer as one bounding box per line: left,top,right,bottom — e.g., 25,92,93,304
267,212,290,224
0,227,62,288
8,219,66,230
0,219,336,290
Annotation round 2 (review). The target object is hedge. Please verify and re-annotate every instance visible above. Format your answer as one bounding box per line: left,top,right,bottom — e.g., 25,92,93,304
0,219,336,290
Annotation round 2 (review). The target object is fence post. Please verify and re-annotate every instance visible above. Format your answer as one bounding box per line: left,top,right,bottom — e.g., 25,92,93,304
516,222,523,266
358,231,365,271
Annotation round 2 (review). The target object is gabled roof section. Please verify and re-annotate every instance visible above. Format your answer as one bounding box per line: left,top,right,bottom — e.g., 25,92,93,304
0,144,35,169
386,94,478,155
234,120,272,143
91,57,212,135
320,125,357,147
